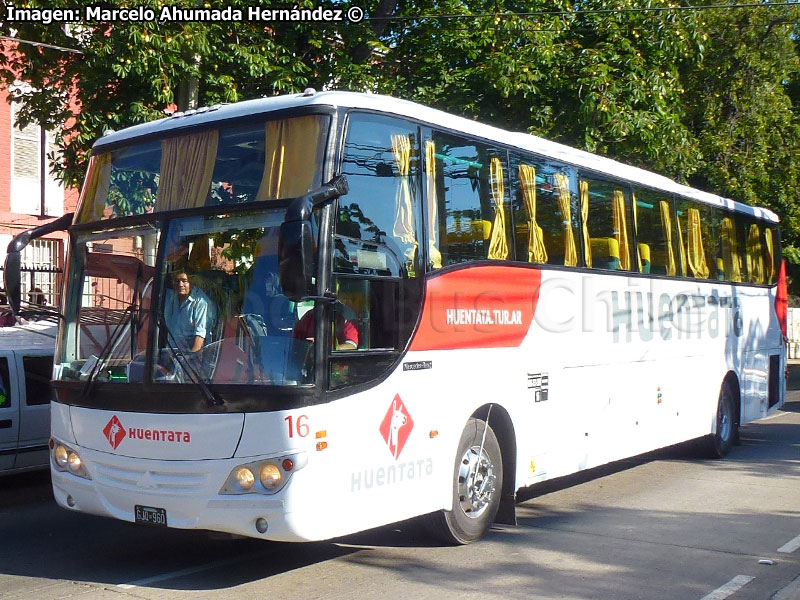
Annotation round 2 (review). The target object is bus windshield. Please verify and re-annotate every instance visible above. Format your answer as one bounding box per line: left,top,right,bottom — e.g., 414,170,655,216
56,208,316,389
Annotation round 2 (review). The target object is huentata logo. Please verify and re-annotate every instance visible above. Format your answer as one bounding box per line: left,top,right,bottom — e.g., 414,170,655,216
379,395,414,459
102,415,191,449
103,415,126,449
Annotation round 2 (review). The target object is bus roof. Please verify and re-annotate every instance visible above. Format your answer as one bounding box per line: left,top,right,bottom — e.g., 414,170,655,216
94,90,779,224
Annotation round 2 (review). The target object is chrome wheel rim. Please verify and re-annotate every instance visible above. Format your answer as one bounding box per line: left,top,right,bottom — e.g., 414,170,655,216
457,445,497,519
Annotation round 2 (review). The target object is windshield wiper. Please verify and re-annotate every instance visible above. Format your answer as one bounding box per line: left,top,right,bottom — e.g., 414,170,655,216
80,303,136,399
158,314,223,407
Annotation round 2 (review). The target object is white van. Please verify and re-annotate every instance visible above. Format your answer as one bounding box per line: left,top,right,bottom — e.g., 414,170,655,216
0,320,56,474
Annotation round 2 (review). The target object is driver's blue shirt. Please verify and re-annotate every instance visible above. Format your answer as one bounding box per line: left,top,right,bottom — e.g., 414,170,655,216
164,287,214,351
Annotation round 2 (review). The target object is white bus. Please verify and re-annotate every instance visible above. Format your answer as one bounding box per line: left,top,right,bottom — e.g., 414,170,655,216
5,91,786,544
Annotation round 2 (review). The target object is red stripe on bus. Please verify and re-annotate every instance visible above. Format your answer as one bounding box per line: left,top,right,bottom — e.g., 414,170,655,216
409,266,542,351
776,259,788,341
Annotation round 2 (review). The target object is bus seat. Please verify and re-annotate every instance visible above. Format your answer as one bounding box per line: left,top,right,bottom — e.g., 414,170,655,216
446,219,492,244
638,243,651,274
590,237,620,270
649,248,668,275
717,257,725,281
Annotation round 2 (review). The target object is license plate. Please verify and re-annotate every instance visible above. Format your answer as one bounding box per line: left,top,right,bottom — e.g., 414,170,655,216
134,505,167,527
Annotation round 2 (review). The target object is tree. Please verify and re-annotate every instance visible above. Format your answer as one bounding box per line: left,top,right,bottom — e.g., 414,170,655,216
3,0,799,256
681,4,800,250
0,0,342,187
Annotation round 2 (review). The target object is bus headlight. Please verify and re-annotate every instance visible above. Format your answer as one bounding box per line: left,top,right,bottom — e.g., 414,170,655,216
235,467,255,491
54,444,69,468
67,452,82,473
50,439,91,480
260,464,282,489
219,452,307,495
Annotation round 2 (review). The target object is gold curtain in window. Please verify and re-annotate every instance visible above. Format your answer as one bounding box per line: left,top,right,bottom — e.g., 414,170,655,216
391,134,417,262
519,164,547,263
686,208,709,278
580,180,592,268
425,141,442,269
155,130,218,212
765,228,776,284
256,115,324,201
612,190,631,271
554,173,577,267
721,217,742,282
659,200,677,276
487,157,509,260
747,223,764,284
76,152,112,224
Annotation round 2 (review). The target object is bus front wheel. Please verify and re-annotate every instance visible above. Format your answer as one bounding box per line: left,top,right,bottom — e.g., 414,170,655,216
706,382,737,458
429,417,503,545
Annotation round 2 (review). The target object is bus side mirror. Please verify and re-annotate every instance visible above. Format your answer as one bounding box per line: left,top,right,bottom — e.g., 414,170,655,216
3,251,21,314
278,220,314,301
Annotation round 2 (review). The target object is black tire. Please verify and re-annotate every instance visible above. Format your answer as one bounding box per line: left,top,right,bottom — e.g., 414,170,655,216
428,417,503,545
706,382,737,458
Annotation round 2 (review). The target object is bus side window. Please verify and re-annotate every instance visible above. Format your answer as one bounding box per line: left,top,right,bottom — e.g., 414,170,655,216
740,217,767,284
579,176,634,271
510,155,579,267
632,189,678,276
716,211,744,283
676,200,717,280
765,225,780,285
430,131,512,265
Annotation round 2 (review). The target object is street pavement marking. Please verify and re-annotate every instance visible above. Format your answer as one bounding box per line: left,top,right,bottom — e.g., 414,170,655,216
778,533,800,554
700,575,755,600
117,554,251,589
773,575,800,600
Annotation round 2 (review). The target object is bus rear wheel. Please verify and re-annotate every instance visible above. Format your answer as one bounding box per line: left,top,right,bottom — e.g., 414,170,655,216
429,417,503,545
706,382,737,458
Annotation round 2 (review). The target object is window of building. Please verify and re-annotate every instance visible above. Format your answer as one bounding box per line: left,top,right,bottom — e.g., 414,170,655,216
10,99,64,217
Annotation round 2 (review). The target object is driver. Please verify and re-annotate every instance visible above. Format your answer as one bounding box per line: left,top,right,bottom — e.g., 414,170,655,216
164,268,212,353
292,304,359,351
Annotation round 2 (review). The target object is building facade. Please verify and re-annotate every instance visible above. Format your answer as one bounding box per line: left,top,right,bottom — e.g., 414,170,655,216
0,86,79,308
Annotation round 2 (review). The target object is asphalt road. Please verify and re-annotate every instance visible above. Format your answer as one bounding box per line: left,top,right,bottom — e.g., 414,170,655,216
2,374,800,600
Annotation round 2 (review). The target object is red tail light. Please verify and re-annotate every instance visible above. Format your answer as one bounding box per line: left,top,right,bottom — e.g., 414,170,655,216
776,259,788,342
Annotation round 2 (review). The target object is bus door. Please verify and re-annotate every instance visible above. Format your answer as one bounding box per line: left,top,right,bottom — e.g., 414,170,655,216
0,352,18,471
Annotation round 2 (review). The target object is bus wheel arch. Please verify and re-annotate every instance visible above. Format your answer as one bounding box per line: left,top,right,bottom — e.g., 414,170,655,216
471,404,517,526
427,406,514,545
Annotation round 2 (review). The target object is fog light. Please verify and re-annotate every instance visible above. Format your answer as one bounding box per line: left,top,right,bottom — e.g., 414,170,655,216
260,464,282,489
255,517,268,533
66,495,75,507
67,452,82,472
235,467,255,490
54,445,69,468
